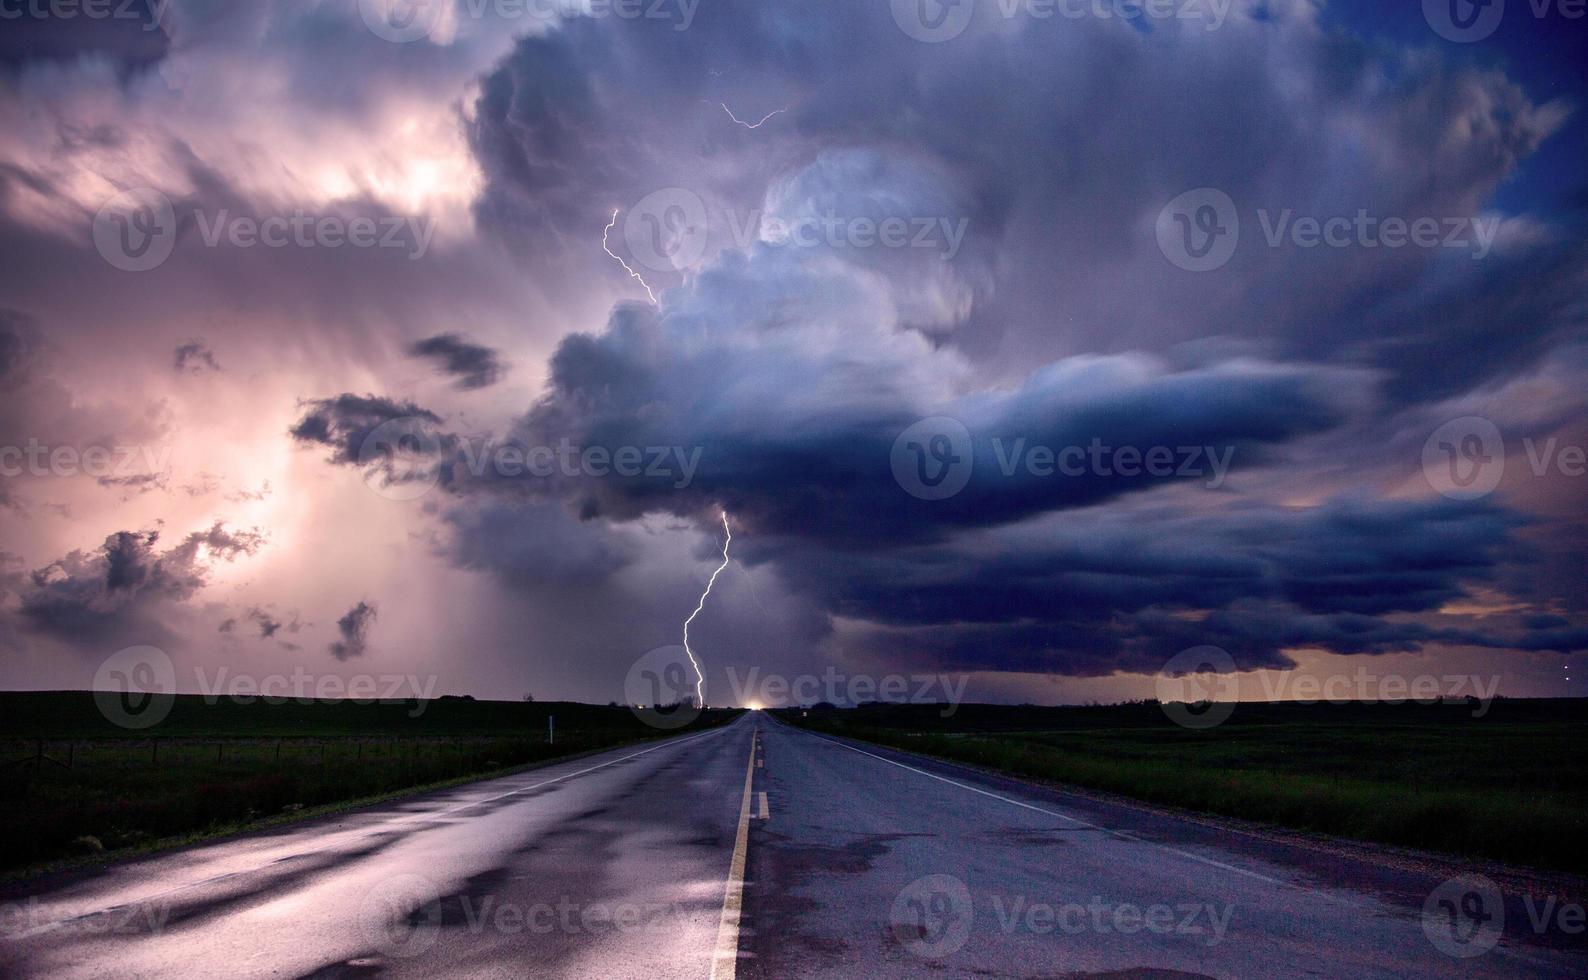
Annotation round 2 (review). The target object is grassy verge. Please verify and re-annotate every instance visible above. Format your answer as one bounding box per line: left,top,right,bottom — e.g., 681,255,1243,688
0,693,739,875
780,699,1587,875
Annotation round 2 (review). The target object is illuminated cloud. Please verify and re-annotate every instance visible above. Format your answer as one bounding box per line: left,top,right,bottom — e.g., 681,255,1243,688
0,0,1581,700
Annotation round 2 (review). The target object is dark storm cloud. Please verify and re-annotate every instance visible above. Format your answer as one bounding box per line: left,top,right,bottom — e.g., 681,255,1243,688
0,0,170,75
0,311,33,511
785,499,1519,627
242,605,282,638
303,340,1365,545
13,521,265,644
3,0,1583,690
786,497,1581,675
413,2,1587,679
254,610,282,638
218,605,301,643
290,393,452,466
298,333,1581,672
96,471,167,495
290,108,1579,675
441,501,637,587
0,309,30,382
496,308,1365,543
465,1,1576,398
173,339,220,374
408,332,506,390
329,600,376,662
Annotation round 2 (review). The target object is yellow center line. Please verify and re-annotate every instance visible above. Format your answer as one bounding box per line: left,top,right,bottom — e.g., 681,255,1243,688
710,726,758,979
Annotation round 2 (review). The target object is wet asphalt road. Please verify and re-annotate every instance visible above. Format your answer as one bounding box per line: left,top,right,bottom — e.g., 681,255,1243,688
2,712,1583,978
743,717,1585,978
0,723,754,979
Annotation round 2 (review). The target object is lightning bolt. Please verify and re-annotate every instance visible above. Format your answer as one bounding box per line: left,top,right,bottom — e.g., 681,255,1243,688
707,101,788,130
602,209,658,305
682,510,732,707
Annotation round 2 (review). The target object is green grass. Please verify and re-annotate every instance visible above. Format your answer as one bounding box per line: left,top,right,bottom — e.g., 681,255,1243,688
781,699,1588,874
0,693,739,875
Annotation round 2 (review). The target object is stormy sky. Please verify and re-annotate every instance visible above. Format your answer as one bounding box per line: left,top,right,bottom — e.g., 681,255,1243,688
0,0,1584,706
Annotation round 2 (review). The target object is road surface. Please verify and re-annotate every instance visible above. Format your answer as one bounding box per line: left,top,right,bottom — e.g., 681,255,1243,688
1,713,1582,978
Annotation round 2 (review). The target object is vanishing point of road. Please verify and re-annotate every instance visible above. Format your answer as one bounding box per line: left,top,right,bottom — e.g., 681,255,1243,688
3,713,1582,978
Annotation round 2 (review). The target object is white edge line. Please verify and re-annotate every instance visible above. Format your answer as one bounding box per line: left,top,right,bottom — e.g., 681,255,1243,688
793,722,1567,971
800,727,1290,888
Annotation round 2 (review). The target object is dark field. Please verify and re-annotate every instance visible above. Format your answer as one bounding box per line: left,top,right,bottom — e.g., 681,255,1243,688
0,693,737,876
781,698,1588,875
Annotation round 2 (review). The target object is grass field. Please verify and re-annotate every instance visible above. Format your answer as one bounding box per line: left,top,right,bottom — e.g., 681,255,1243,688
780,698,1588,875
0,693,738,876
